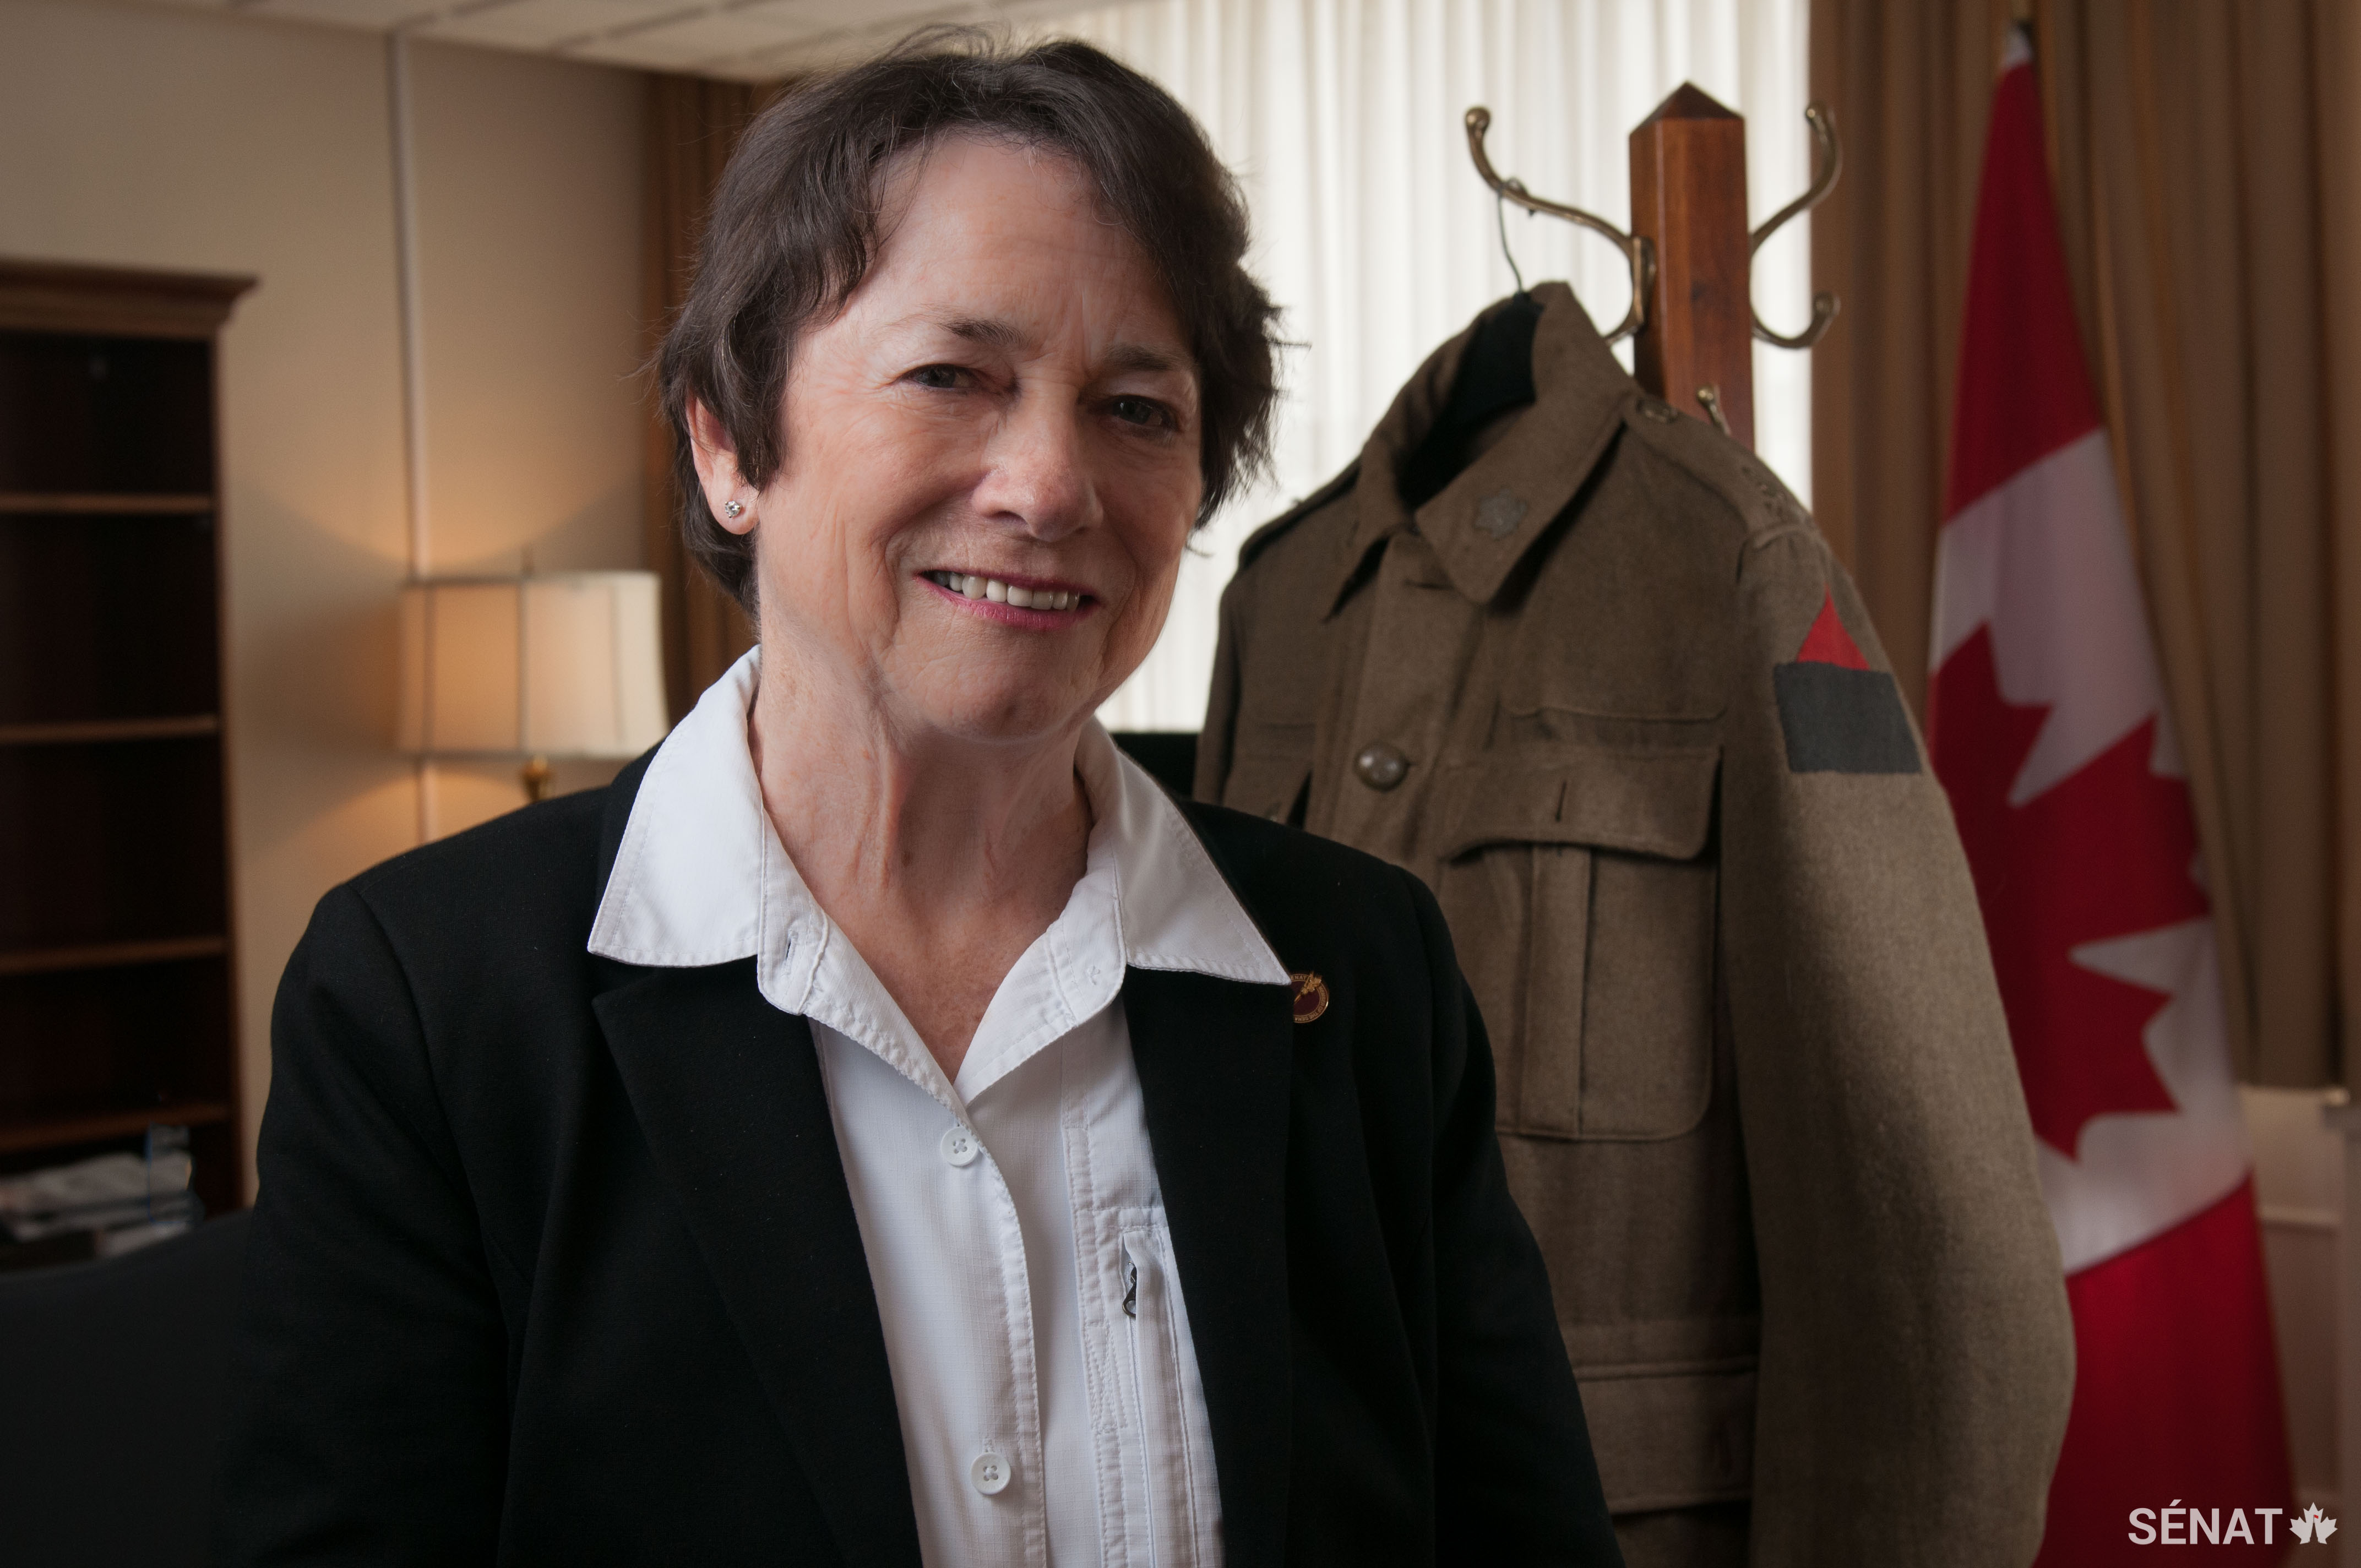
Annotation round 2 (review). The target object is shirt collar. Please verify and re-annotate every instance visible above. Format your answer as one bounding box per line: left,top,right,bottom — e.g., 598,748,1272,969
589,650,1288,1088
1331,280,1636,613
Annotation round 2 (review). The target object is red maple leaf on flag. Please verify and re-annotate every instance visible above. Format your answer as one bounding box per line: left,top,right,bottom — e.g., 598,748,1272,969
1931,625,2207,1156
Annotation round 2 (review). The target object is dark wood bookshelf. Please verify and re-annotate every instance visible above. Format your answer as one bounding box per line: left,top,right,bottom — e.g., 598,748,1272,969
0,259,253,1219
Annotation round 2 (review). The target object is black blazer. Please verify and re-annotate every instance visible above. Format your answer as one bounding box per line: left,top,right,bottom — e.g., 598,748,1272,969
215,753,1619,1566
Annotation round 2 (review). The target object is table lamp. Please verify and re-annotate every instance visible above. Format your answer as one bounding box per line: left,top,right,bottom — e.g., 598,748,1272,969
398,571,667,801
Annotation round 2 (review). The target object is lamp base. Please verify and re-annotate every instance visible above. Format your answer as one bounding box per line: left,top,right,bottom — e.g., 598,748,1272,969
521,754,553,803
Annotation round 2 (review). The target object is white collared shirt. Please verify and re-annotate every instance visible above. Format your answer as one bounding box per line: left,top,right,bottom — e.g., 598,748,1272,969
589,651,1288,1567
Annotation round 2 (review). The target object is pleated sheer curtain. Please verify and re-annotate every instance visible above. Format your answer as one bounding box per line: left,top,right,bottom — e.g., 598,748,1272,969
1052,0,1816,732
1811,0,2361,1088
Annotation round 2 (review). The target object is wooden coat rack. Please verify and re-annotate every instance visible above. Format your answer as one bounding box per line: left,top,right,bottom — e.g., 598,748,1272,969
1466,83,1841,451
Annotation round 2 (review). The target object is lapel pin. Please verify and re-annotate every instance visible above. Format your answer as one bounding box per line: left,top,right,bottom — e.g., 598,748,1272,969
1290,971,1330,1025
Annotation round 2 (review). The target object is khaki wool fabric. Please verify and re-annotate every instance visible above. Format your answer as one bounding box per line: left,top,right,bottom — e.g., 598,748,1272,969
1196,283,2074,1568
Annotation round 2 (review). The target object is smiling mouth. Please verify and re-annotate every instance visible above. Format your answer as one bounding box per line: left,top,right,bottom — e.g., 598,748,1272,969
924,570,1087,612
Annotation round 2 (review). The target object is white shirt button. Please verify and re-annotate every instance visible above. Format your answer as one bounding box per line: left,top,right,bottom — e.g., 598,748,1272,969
939,1124,982,1167
970,1450,1011,1495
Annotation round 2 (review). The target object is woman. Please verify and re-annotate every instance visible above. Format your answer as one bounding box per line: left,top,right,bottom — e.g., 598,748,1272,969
217,35,1619,1567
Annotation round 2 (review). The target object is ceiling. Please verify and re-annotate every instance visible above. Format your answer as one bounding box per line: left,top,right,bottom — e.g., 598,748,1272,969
134,0,1126,83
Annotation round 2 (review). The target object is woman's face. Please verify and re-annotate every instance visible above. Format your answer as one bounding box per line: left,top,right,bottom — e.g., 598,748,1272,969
700,134,1204,750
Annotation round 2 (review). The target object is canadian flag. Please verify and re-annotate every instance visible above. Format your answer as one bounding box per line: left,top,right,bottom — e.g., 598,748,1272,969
1927,29,2295,1563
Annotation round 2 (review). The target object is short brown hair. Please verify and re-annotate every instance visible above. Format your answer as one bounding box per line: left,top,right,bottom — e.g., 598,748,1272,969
658,30,1282,611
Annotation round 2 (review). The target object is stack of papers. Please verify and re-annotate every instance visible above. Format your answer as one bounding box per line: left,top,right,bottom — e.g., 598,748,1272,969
0,1143,199,1256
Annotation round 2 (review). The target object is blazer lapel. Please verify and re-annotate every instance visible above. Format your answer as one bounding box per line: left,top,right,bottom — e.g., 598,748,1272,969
1125,967,1296,1568
596,960,922,1568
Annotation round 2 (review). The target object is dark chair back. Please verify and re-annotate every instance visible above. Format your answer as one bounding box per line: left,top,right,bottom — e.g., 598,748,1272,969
0,1211,252,1568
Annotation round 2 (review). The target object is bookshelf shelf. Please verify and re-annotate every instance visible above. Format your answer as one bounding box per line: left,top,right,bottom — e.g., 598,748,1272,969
0,935,229,978
0,715,219,747
0,494,215,515
0,1101,233,1157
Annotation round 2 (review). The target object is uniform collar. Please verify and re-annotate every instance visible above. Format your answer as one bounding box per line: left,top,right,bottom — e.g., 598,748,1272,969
589,650,1287,1096
1332,281,1636,613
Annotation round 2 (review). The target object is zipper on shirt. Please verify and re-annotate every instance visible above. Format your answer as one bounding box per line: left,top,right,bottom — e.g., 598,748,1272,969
1124,1227,1226,1567
1121,1232,1161,1567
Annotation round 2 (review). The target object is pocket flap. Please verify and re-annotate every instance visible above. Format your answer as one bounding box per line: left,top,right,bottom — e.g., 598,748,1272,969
1438,745,1719,861
1575,1362,1756,1513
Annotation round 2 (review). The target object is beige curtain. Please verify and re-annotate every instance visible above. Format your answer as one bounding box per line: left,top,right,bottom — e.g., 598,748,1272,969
1807,0,2018,714
1811,0,2361,1089
643,74,768,721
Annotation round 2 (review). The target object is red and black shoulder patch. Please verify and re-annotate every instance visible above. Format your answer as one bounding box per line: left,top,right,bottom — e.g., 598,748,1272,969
1773,590,1921,775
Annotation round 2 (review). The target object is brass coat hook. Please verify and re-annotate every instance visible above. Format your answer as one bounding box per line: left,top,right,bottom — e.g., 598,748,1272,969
1464,106,1655,344
1750,102,1843,350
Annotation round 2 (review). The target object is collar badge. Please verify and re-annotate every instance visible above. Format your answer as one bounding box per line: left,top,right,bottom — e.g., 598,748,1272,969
1291,971,1331,1025
1474,490,1528,540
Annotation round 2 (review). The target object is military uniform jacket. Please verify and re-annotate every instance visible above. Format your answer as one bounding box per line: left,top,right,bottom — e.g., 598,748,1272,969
1196,284,2074,1568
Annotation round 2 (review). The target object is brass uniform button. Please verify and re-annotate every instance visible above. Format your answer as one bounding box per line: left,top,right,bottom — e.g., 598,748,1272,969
1353,742,1410,791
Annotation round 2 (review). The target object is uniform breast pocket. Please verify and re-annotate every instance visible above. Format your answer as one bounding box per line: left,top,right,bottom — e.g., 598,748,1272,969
1433,744,1720,1142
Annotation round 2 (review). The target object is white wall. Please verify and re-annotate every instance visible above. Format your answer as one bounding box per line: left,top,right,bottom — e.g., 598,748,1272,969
2246,1088,2343,1513
402,36,649,839
0,0,647,1193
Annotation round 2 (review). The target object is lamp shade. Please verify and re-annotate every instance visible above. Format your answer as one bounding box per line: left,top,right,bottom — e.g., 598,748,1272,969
398,572,667,759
